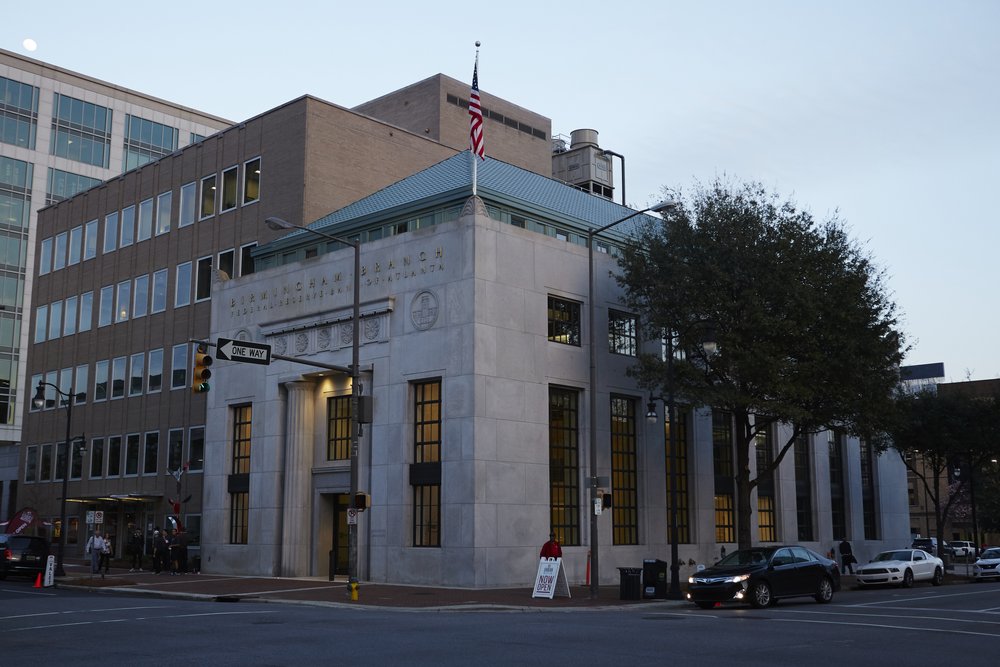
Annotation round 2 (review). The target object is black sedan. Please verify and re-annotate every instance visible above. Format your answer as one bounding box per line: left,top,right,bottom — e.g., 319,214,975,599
687,545,841,609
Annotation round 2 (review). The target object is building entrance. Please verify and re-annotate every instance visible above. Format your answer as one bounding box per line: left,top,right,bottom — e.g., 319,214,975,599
330,493,350,579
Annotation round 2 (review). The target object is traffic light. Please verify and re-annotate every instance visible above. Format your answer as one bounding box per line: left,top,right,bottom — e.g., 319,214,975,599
354,492,370,511
192,343,213,393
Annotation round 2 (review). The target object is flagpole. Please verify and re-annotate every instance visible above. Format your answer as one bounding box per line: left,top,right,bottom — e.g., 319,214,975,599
469,41,483,196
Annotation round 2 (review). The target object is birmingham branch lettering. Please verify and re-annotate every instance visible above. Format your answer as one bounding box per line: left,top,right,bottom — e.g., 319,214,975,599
229,247,446,319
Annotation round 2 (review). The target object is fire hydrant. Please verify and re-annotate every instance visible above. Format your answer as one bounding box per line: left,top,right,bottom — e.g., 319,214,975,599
349,580,359,601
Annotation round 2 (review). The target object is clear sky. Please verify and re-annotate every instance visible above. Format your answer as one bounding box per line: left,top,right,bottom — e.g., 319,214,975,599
5,0,998,381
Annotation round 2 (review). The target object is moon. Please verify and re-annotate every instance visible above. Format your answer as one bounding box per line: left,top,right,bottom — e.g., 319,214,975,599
22,38,37,52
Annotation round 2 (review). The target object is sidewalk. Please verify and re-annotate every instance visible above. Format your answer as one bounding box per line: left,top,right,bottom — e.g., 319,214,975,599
55,560,687,611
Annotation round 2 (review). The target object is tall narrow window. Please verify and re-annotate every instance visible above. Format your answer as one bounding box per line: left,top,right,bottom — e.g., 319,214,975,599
610,395,638,545
48,301,62,340
143,431,159,475
63,296,78,336
829,430,847,540
794,432,814,541
103,212,117,253
156,190,172,235
152,268,167,313
98,285,113,327
111,356,126,399
232,404,252,475
179,182,196,227
133,274,149,318
755,423,776,542
124,433,140,476
229,404,252,545
39,237,52,275
608,310,637,356
547,295,581,346
195,256,213,301
107,436,122,477
230,491,249,545
168,429,184,473
189,426,204,471
549,387,580,546
89,437,105,479
116,279,131,322
412,380,441,547
171,344,188,389
93,360,108,401
129,352,144,396
713,410,735,543
79,291,93,332
665,408,691,543
243,157,260,204
68,225,82,265
54,231,67,270
120,205,135,246
84,219,98,260
240,243,256,276
33,305,47,343
327,395,351,461
137,197,153,242
200,174,216,219
860,440,878,540
221,165,238,211
175,262,191,307
218,249,235,280
147,348,163,393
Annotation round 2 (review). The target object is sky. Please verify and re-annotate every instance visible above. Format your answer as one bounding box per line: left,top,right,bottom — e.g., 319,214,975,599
4,0,998,381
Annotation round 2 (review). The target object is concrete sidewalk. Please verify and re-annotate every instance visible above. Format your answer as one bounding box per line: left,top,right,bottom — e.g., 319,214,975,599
54,561,687,611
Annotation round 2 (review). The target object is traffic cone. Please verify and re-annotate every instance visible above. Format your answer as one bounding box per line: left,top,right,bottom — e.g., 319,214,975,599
34,573,42,588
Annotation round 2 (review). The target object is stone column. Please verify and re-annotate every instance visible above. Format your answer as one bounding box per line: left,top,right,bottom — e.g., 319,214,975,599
281,380,314,577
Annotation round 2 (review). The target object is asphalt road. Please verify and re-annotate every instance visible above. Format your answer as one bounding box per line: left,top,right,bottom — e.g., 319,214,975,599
2,576,998,666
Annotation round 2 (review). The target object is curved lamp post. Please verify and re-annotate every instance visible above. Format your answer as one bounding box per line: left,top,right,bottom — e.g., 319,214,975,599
32,381,85,577
265,217,361,589
645,323,716,599
586,199,675,598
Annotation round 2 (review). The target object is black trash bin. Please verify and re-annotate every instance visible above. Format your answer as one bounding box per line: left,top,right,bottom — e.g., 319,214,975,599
643,559,668,598
618,567,643,600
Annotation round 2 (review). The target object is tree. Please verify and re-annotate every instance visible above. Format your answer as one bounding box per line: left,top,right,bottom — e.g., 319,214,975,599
617,177,905,550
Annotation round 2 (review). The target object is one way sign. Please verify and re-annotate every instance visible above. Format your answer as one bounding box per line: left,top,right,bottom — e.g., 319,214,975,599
217,338,272,365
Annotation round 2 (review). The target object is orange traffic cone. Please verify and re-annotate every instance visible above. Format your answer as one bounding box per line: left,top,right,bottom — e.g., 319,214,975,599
34,573,42,588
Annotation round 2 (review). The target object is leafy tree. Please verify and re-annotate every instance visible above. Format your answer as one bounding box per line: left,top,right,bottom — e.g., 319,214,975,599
616,178,905,550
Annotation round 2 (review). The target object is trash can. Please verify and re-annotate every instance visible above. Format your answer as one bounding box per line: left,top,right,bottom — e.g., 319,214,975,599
643,559,668,598
618,567,643,600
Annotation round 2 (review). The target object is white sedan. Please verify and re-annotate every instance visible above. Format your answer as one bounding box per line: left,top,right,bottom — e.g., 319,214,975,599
972,547,1000,581
855,549,944,588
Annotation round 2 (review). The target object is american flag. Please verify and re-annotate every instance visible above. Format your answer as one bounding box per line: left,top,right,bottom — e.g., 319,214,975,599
469,60,485,159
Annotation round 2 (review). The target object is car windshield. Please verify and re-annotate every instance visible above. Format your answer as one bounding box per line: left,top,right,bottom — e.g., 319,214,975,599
716,548,774,566
980,548,1000,559
874,550,912,562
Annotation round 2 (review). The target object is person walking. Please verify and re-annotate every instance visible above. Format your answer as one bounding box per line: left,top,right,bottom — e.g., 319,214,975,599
839,538,855,574
100,532,112,576
85,530,104,576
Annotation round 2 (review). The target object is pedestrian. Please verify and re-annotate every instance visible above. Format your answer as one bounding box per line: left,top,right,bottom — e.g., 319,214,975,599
100,532,112,575
168,528,180,575
839,538,855,574
85,530,104,575
540,532,562,559
175,528,189,574
128,525,144,572
153,529,168,574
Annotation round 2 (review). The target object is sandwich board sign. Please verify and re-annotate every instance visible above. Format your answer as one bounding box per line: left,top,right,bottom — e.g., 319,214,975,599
532,557,571,599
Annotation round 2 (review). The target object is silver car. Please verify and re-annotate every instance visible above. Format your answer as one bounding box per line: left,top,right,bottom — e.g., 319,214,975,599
972,547,1000,581
855,549,944,588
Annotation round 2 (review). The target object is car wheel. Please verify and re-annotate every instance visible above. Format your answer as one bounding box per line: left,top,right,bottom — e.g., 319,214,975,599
695,601,716,609
932,567,944,586
815,576,834,603
901,569,914,588
750,581,772,608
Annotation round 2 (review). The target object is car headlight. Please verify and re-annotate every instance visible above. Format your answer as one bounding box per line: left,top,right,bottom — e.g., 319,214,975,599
688,576,695,584
724,574,750,583
888,567,899,573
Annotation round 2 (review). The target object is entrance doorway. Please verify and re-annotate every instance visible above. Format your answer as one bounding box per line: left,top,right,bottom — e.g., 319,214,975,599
330,493,350,579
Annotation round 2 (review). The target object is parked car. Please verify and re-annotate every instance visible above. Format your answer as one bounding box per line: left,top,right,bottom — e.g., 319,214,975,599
950,541,976,558
0,534,50,580
911,537,953,557
686,545,841,609
855,548,944,588
971,547,1000,581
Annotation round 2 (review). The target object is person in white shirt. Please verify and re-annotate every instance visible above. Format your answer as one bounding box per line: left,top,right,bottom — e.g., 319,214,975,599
85,530,105,575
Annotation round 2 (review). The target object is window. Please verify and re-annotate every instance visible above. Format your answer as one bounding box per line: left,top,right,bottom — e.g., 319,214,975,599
103,212,117,253
179,182,196,227
47,300,62,340
63,296,78,336
84,219,98,260
829,431,847,541
189,426,204,471
40,444,52,481
68,225,82,265
755,423,776,542
232,404,252,474
79,291,93,332
230,492,249,545
156,191,172,235
99,285,113,327
133,274,148,318
147,348,163,393
175,262,191,307
74,364,87,404
610,395,638,545
143,431,159,475
137,197,153,242
129,352,144,396
240,243,256,276
24,445,37,482
167,429,184,472
713,410,735,543
45,168,101,204
547,295,581,346
111,356,126,399
152,269,167,313
90,437,104,478
608,310,637,356
200,174,216,219
549,387,580,546
71,438,85,479
53,231,67,270
218,249,235,280
860,440,878,540
34,304,46,343
221,165,238,211
665,409,691,543
125,433,140,476
0,76,39,150
171,344,188,389
243,157,260,205
413,380,441,547
195,256,213,301
230,405,251,544
116,280,131,322
122,114,177,170
50,93,111,168
794,432,814,541
107,436,121,477
39,237,52,275
94,360,108,401
120,205,134,247
327,395,351,461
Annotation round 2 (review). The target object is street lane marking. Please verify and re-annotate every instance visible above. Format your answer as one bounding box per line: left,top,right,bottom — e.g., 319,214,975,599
773,608,1000,627
2,610,275,632
772,617,1000,639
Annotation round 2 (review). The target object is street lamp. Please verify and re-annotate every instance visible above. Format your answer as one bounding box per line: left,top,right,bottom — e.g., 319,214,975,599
645,324,716,600
32,381,85,577
586,199,675,598
265,216,362,591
